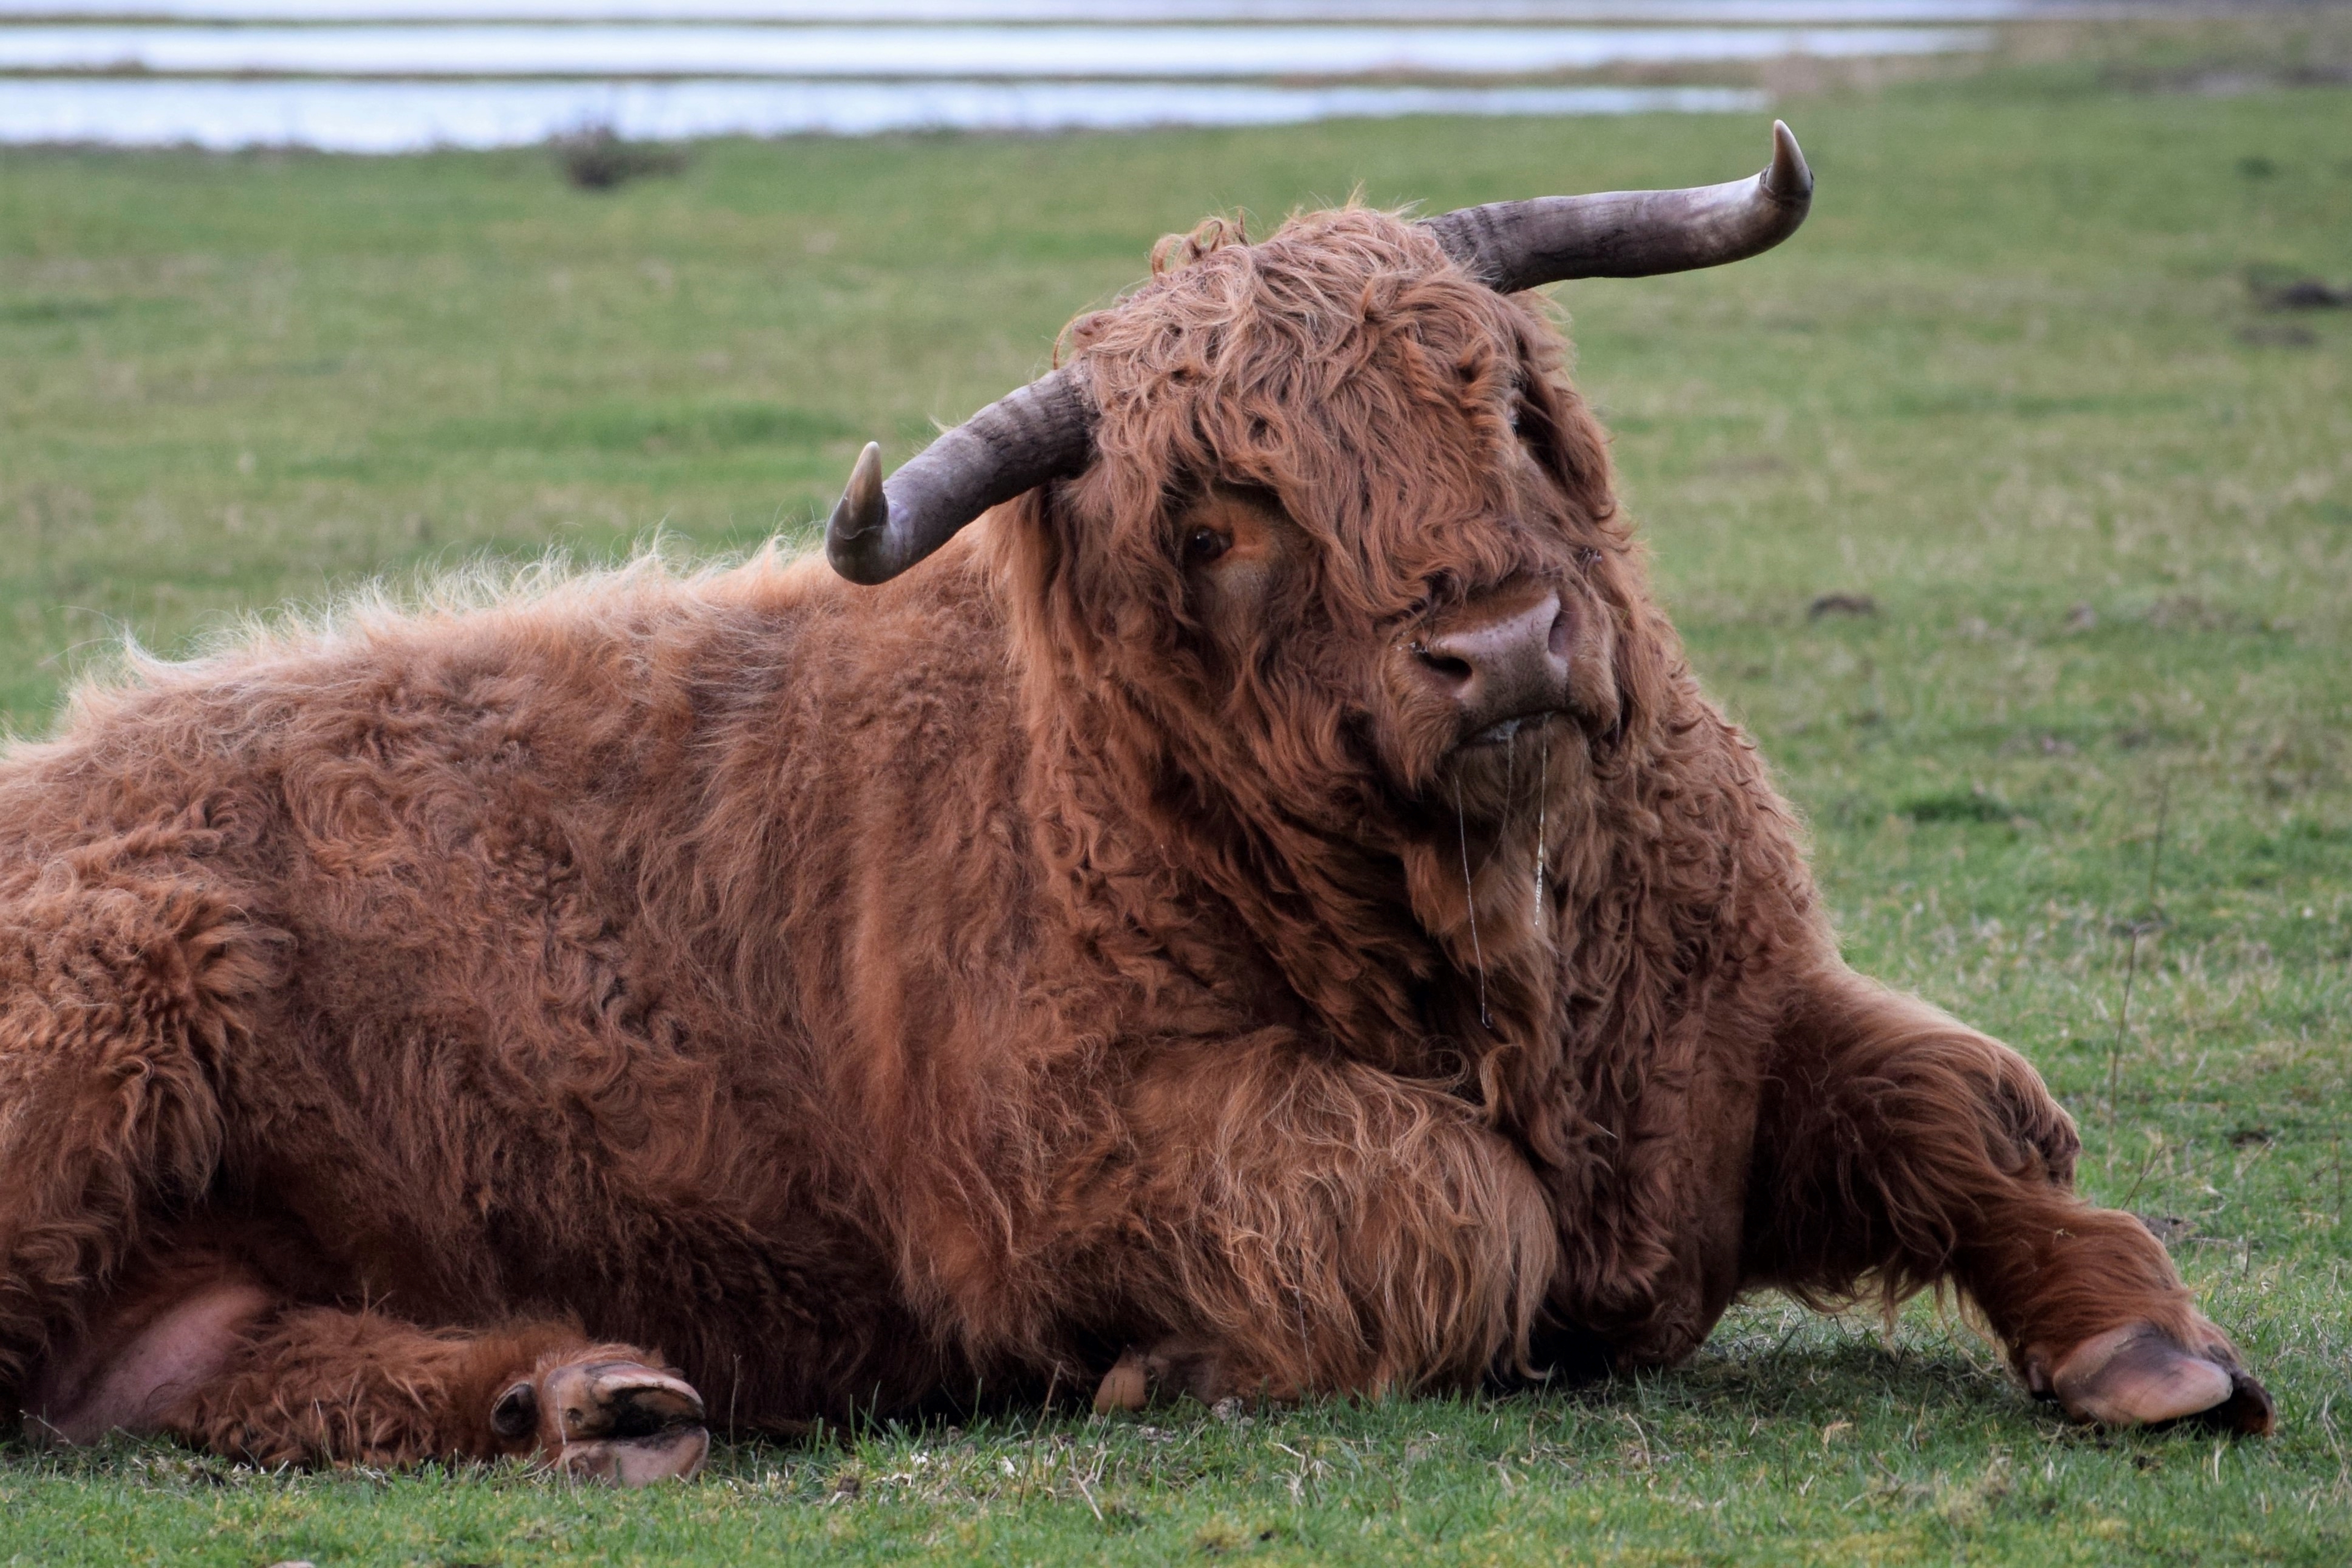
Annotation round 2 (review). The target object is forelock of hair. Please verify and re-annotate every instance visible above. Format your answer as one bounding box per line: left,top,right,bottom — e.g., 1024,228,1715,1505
1057,208,1589,616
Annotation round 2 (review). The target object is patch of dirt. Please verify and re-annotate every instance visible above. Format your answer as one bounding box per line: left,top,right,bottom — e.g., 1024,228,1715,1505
1808,593,1878,620
2250,274,2352,312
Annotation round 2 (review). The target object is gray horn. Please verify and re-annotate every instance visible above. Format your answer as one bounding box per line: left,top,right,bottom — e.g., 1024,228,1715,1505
1421,120,1813,294
825,367,1095,585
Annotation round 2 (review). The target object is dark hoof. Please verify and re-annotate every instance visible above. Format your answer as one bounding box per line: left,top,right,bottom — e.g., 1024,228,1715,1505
2181,1364,2276,1437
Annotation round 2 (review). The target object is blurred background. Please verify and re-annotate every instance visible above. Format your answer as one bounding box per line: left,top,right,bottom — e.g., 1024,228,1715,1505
0,0,2072,149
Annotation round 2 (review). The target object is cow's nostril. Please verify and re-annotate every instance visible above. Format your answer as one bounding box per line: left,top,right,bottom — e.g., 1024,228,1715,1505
1548,602,1573,663
1412,643,1476,693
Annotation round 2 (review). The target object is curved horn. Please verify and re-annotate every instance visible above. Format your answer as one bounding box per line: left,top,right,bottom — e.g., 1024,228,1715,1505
1421,120,1813,294
826,366,1095,585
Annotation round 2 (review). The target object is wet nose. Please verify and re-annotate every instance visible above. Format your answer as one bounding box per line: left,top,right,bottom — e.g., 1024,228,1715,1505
1413,590,1572,742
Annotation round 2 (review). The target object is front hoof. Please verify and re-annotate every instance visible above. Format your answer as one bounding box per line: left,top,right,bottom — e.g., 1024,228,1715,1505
493,1356,710,1484
2048,1325,2275,1435
1090,1340,1280,1413
1093,1349,1150,1414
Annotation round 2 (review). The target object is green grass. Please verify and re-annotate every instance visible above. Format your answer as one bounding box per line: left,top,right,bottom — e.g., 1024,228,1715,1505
3,39,2351,1568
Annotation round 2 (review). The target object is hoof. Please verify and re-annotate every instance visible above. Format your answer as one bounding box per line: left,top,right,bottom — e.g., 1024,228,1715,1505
1091,1341,1280,1413
2048,1325,2275,1435
492,1356,709,1485
1093,1349,1149,1414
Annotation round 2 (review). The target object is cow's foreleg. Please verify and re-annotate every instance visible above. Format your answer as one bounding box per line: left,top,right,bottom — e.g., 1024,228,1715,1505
1082,1036,1556,1409
24,1256,704,1480
1745,972,2272,1433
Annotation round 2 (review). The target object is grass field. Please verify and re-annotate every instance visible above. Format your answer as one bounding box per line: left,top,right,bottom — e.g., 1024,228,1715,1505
2,29,2350,1568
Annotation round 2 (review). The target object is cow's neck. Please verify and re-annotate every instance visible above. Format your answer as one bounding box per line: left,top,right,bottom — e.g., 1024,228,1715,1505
1022,704,1412,1065
1022,684,1592,1093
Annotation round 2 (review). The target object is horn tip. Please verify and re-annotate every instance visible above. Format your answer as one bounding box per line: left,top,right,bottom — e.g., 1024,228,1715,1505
836,441,885,528
1766,120,1813,202
825,440,892,582
848,440,882,501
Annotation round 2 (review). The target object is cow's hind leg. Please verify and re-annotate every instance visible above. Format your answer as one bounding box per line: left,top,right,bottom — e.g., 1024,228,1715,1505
0,860,704,1482
33,1261,707,1483
1747,973,2273,1434
0,862,266,1394
177,1305,709,1482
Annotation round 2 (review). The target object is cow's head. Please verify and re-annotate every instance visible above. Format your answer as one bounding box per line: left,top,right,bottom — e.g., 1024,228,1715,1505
826,126,1810,845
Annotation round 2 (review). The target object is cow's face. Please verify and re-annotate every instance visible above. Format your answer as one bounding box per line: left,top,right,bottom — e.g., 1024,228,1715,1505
1014,209,1651,832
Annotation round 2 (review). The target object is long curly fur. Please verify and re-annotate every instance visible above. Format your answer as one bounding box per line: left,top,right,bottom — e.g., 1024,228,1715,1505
0,204,2250,1466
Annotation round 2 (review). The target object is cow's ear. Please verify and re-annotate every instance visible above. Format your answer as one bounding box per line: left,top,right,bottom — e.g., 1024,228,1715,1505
1508,379,1563,473
1515,369,1610,516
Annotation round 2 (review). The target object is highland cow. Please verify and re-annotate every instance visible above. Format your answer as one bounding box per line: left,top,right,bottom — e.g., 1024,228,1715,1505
0,125,2271,1483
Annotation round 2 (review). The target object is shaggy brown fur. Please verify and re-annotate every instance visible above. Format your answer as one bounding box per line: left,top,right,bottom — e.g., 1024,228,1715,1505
0,205,2269,1476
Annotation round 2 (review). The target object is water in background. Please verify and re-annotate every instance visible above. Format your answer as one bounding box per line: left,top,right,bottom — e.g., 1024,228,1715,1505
0,0,2056,150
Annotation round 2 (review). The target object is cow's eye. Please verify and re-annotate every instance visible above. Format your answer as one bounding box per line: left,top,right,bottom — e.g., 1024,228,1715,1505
1184,526,1232,565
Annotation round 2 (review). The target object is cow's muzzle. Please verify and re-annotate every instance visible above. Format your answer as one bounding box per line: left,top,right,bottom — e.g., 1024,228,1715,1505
1411,589,1572,747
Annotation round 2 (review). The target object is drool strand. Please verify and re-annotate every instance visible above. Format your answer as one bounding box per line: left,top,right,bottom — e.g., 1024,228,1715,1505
1534,729,1550,930
1454,776,1492,1031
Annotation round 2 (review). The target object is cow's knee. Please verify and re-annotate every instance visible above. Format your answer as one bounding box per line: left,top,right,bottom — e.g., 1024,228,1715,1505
1109,1052,1554,1405
1341,1107,1557,1390
1752,984,2098,1300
